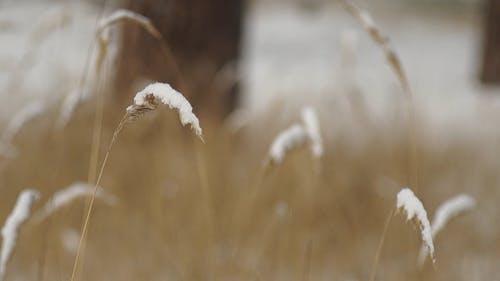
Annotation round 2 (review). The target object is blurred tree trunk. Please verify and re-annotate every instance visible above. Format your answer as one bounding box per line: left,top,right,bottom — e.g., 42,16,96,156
480,0,500,83
115,0,244,119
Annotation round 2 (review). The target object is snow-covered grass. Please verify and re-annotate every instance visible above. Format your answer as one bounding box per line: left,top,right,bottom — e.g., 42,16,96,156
32,182,117,223
396,188,435,263
0,1,498,281
269,123,308,163
127,82,203,139
0,190,39,280
418,194,475,265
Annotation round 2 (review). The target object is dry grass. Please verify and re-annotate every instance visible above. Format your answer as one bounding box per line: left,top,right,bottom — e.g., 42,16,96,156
0,2,498,281
0,94,497,280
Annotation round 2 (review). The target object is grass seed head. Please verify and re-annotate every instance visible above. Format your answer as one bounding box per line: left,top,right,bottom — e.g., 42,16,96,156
269,124,308,164
126,82,203,140
396,188,435,264
0,189,40,280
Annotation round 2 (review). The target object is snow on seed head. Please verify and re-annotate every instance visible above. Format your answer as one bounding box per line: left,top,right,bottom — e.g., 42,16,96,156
0,189,40,280
300,106,323,158
126,82,203,140
269,124,308,164
396,188,435,264
418,194,475,265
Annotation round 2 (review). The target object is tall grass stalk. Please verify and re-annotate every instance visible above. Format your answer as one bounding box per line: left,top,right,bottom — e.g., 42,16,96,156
71,81,202,281
369,208,395,281
70,114,128,281
73,18,113,280
338,0,419,191
98,9,187,93
418,194,475,266
194,140,216,278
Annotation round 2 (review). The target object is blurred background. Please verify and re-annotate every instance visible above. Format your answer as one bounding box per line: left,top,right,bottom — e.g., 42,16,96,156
0,0,499,280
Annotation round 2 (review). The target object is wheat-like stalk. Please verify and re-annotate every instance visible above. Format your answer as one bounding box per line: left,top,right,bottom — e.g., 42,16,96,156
418,194,475,265
126,82,203,140
70,82,202,281
97,9,161,39
95,9,160,76
57,9,174,129
338,0,412,98
338,0,419,191
396,188,435,263
267,106,323,165
0,189,40,280
268,124,308,164
32,182,118,223
430,194,475,238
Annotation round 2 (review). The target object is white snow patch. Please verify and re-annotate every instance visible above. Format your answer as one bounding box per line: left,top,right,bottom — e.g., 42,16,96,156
269,124,308,163
33,182,118,223
418,194,475,265
301,106,323,158
396,188,435,263
0,189,40,280
127,82,203,139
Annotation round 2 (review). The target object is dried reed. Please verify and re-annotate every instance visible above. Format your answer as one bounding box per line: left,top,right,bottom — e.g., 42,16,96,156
70,82,202,281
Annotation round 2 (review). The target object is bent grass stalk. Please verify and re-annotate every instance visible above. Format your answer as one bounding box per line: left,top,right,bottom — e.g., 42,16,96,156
370,187,435,281
338,0,419,191
70,10,190,279
0,189,40,280
418,194,475,266
69,9,172,280
58,8,185,129
70,82,202,281
74,18,114,280
97,9,186,91
397,188,435,262
32,182,117,223
234,114,324,255
70,115,127,281
369,208,395,281
339,2,422,278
